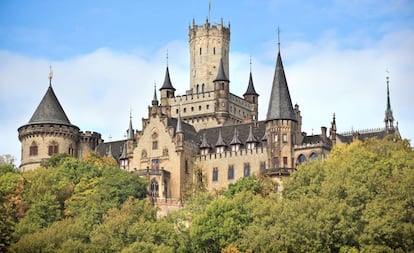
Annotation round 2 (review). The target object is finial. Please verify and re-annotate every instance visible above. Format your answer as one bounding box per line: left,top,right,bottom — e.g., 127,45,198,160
277,26,281,52
48,65,54,86
249,55,252,73
129,107,133,120
208,0,211,22
166,49,169,67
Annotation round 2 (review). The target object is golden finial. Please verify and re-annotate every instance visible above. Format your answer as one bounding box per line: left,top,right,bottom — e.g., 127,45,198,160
48,65,54,86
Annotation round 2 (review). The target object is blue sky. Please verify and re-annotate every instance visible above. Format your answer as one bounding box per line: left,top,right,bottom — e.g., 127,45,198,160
1,0,413,165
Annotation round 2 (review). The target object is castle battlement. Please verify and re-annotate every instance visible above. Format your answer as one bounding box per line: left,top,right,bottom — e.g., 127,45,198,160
229,93,251,110
172,91,215,103
189,19,230,35
195,146,266,162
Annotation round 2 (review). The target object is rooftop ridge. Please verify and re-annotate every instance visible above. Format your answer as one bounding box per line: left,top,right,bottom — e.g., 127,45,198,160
339,127,386,136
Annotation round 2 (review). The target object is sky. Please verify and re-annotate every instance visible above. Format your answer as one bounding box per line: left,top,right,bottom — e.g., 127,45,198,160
1,0,413,166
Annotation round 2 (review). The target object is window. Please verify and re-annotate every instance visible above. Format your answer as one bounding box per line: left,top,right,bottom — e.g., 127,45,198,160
283,134,288,143
274,134,279,142
231,144,239,152
199,105,202,111
310,153,318,160
298,154,307,164
152,141,158,150
216,146,224,154
185,159,189,174
212,167,218,182
273,157,279,168
228,165,234,180
48,141,58,156
202,83,205,92
206,104,210,110
150,179,159,198
247,142,255,150
29,142,38,156
213,47,216,54
68,144,74,156
151,159,159,170
244,163,250,177
196,84,199,93
283,157,288,167
176,109,179,114
183,108,187,113
191,107,194,112
260,161,266,171
199,48,202,55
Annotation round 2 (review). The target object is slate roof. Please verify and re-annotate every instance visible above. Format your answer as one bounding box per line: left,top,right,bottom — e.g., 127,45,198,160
197,121,266,148
243,72,259,96
213,58,229,82
301,135,332,146
159,66,176,91
27,86,73,126
266,52,296,122
337,128,390,144
98,140,125,163
167,117,198,141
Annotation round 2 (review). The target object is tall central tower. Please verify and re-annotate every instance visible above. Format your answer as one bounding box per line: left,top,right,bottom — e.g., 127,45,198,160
189,18,230,93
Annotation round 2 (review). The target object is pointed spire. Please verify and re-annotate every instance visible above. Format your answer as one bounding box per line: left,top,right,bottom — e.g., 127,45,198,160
159,66,176,91
331,113,337,131
200,132,211,149
230,128,242,145
246,125,259,143
176,113,183,134
214,58,229,82
127,111,134,140
266,45,296,121
152,83,158,106
243,71,259,96
384,74,394,129
215,128,226,147
28,82,72,126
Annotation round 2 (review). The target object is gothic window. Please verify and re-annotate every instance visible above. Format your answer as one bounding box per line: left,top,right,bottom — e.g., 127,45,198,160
310,153,318,160
202,83,205,92
228,165,234,180
176,108,179,114
283,157,288,167
150,179,159,198
244,163,250,177
198,105,202,111
283,134,288,143
183,108,187,113
191,106,194,112
196,84,199,93
29,141,38,156
48,141,58,156
206,104,210,110
298,154,306,164
212,167,218,182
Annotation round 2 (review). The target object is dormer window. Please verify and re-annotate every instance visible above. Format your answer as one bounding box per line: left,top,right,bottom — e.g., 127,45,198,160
231,144,240,152
216,146,224,154
246,142,255,150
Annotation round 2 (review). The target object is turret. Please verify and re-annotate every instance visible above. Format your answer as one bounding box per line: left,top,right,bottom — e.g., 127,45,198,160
214,58,230,124
265,39,297,170
189,17,230,92
330,113,337,145
159,66,176,116
243,68,259,121
175,113,184,152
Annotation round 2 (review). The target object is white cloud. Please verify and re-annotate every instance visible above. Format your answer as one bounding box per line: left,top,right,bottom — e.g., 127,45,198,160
1,28,413,166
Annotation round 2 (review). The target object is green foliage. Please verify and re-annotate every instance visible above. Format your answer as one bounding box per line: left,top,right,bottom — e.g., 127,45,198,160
4,137,413,252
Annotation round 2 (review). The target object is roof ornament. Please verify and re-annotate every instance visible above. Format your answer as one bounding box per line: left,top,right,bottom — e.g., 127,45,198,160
277,26,281,53
208,0,211,23
48,65,54,87
166,49,169,67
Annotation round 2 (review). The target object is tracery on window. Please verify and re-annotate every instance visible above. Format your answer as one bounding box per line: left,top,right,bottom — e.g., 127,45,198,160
29,141,38,156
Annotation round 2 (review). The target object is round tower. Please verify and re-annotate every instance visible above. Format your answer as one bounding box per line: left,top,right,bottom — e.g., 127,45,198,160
189,18,230,93
18,72,80,171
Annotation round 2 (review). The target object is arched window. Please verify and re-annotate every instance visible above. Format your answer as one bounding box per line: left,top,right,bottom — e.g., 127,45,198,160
310,153,318,160
68,144,74,156
244,163,250,177
48,141,58,156
212,167,218,182
150,179,159,198
196,84,199,93
30,141,38,156
298,154,307,164
202,83,205,92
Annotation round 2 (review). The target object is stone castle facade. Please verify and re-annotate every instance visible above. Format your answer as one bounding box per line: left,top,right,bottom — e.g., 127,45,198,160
18,17,400,207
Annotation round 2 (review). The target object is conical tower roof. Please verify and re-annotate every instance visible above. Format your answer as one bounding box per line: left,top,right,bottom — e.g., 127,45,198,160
200,133,211,149
246,125,259,143
243,72,259,96
159,66,176,91
266,51,296,121
214,58,229,82
28,85,72,126
176,113,183,134
215,128,227,147
230,128,242,145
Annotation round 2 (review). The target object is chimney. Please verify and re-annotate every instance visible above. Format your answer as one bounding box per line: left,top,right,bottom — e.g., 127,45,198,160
321,126,327,140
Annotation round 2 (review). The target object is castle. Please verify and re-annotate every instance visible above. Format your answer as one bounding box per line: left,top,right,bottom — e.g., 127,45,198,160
18,17,400,208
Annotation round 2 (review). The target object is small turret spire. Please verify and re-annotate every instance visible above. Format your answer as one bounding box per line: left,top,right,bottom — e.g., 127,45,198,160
152,82,158,106
277,26,280,53
384,72,394,130
127,110,134,140
214,58,229,82
176,112,183,134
